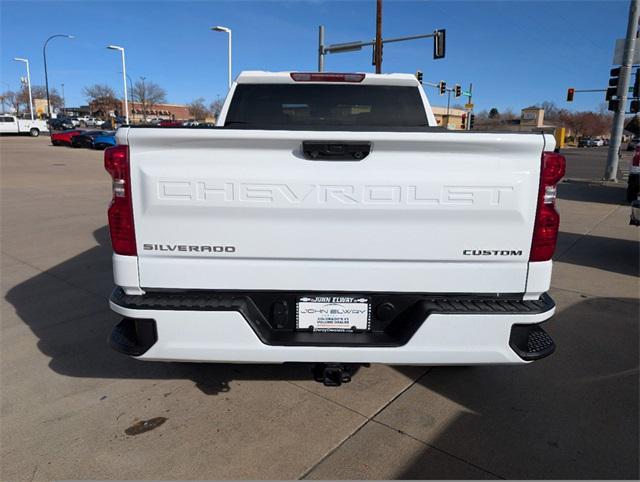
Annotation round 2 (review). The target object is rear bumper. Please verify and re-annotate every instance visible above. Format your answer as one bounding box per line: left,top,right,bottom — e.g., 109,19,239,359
108,288,556,365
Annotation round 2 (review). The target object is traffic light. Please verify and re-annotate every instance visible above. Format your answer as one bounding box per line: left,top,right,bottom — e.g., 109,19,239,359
461,113,466,130
566,88,575,102
469,113,475,129
416,70,423,84
607,67,621,101
608,99,620,112
433,29,446,59
438,80,446,95
454,84,462,98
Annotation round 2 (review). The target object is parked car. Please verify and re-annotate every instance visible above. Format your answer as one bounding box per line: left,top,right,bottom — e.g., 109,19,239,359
105,71,565,376
51,129,86,146
79,116,105,128
48,117,75,131
0,115,48,137
592,138,605,147
631,197,640,226
627,145,640,203
578,137,596,148
92,131,117,150
71,130,111,149
159,120,183,127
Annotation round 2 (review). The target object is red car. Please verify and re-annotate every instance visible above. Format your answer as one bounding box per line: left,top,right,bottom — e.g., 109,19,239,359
51,129,86,146
158,120,183,127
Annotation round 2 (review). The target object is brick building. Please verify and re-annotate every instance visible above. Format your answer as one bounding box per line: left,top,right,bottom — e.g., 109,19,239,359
128,102,191,123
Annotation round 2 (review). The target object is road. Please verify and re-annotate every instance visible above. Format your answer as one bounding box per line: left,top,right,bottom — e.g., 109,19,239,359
561,145,632,181
1,136,638,480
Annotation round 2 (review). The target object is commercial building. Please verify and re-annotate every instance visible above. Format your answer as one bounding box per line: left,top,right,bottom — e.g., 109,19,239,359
431,106,467,130
127,102,191,123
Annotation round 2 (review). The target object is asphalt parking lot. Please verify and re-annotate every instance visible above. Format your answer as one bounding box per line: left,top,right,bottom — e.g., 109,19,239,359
1,136,638,480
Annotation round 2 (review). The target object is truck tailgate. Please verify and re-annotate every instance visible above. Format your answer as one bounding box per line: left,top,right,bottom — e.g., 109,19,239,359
125,128,547,293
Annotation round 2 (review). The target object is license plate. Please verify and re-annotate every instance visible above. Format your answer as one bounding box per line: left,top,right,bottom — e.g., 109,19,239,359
296,296,370,332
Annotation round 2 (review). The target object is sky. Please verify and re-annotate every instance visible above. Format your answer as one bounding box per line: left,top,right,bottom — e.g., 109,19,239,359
0,0,631,113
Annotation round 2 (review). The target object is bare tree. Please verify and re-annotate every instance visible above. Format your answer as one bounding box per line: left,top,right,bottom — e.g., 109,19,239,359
132,78,166,121
24,85,64,115
187,97,210,121
538,101,563,121
2,90,20,115
82,84,119,118
210,98,224,119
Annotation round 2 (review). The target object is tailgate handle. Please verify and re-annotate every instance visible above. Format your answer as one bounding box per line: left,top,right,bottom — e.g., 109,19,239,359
302,141,371,161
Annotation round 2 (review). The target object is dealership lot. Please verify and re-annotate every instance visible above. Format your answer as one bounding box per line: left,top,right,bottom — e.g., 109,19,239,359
1,136,638,480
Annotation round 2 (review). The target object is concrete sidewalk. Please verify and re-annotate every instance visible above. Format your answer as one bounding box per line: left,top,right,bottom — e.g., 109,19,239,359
1,137,638,480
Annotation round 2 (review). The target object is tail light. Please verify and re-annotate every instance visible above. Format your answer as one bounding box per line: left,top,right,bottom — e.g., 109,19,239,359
290,72,365,82
530,151,565,262
104,145,136,255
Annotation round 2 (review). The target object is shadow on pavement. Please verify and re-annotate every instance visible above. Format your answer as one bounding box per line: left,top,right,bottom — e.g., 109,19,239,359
557,179,628,205
556,231,639,277
4,226,371,394
393,295,639,479
6,226,639,478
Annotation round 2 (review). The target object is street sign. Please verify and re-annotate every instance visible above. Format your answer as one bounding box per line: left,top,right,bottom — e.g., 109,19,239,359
613,38,640,65
464,103,474,110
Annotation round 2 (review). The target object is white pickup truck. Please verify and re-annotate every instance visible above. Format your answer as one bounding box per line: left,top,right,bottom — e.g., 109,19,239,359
106,71,565,373
0,115,49,137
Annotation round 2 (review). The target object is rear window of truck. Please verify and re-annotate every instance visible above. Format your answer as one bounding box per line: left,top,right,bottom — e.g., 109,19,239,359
225,84,428,129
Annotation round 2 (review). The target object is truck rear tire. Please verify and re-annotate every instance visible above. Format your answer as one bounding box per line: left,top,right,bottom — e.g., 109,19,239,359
29,128,40,137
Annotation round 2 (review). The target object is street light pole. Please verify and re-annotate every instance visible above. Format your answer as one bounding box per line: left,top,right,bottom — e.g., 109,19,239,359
106,45,129,124
13,57,33,120
119,72,135,121
43,34,74,118
211,26,232,89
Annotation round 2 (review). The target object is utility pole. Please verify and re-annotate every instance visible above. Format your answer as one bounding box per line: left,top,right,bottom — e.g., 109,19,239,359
374,0,383,73
605,0,640,181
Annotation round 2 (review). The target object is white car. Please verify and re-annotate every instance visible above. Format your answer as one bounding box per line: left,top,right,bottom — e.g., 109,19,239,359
0,114,49,136
77,116,104,127
593,138,605,147
105,71,564,376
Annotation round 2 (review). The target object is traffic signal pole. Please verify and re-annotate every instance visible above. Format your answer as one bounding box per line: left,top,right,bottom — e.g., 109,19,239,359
318,25,325,72
605,0,640,181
